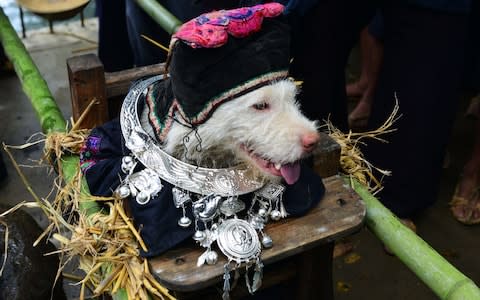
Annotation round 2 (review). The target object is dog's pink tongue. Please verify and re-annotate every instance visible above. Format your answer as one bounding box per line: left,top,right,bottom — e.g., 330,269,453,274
280,162,301,185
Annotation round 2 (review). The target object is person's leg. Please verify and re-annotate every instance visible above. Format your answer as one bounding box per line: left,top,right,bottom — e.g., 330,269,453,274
346,27,371,98
97,0,134,72
451,118,480,224
365,4,468,218
348,22,383,129
289,0,376,132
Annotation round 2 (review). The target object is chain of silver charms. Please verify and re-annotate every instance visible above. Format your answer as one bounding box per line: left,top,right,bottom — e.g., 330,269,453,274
115,155,287,299
117,75,288,299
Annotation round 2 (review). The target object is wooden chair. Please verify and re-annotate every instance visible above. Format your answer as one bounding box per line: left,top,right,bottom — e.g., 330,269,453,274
67,53,365,300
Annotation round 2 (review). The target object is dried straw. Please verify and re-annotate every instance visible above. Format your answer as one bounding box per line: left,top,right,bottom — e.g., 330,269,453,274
1,101,176,300
323,97,400,194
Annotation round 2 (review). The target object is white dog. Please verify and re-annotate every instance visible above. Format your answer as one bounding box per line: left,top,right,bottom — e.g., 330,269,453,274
161,79,320,185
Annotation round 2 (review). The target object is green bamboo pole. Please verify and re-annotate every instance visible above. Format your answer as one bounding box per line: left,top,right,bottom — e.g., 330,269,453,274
348,177,480,300
134,0,182,35
0,7,100,214
0,8,66,134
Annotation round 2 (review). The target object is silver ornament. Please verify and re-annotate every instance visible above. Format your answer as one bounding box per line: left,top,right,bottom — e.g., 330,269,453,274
116,185,130,198
121,156,135,173
193,230,206,242
206,250,218,265
270,210,281,221
178,216,192,228
258,208,267,217
136,191,150,205
261,235,273,248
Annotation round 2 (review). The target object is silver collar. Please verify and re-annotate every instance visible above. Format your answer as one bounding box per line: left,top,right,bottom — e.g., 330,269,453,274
120,75,264,196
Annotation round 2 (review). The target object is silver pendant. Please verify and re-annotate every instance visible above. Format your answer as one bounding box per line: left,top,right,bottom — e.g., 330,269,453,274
115,185,131,199
206,250,219,265
127,169,163,204
257,208,267,218
249,215,266,230
217,219,261,264
121,156,136,174
172,187,191,208
261,234,273,248
193,230,206,242
136,191,150,205
255,183,285,200
178,216,192,228
219,197,246,216
198,228,218,248
193,194,222,221
270,210,281,221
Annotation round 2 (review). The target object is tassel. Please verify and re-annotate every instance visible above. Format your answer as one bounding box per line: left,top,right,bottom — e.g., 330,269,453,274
251,259,264,292
278,195,288,218
222,263,231,300
231,265,241,290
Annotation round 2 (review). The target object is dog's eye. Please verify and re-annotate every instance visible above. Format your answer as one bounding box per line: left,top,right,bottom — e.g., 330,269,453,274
252,102,269,110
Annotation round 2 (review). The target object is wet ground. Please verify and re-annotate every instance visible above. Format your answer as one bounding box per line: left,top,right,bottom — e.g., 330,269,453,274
0,7,479,300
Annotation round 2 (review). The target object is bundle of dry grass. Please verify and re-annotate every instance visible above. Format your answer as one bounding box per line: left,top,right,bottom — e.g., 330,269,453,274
2,114,176,300
322,99,400,194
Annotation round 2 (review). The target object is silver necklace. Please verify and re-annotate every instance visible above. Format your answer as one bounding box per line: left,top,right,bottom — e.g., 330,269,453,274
117,76,288,299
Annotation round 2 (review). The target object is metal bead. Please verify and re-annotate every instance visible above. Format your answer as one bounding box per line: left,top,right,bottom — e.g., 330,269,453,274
136,191,150,205
270,210,281,221
258,208,267,217
178,216,192,228
121,156,135,173
262,235,273,248
193,230,206,242
206,250,218,265
122,156,133,165
117,185,130,198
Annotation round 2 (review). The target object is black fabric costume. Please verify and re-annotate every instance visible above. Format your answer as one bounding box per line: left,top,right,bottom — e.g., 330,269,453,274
81,119,324,257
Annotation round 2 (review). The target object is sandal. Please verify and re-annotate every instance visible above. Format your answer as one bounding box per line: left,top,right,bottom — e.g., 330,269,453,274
450,186,480,225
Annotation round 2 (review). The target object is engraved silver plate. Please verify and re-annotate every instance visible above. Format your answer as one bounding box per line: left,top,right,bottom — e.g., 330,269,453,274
120,75,265,196
172,187,191,208
217,219,261,263
219,197,246,216
255,183,285,200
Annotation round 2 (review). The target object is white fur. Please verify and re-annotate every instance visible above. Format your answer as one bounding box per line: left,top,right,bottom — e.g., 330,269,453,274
163,80,318,178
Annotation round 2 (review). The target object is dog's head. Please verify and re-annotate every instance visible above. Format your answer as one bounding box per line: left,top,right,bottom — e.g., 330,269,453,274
163,79,319,185
151,3,320,184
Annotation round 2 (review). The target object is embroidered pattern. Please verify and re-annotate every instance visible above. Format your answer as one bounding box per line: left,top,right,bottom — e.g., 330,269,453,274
148,70,288,142
80,136,101,173
173,3,284,48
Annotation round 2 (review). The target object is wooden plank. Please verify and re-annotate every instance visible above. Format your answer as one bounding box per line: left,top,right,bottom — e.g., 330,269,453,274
148,175,365,292
67,54,108,129
104,63,165,98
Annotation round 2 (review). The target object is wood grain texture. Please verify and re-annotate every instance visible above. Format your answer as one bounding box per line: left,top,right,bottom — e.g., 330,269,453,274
149,175,365,292
67,54,108,129
313,132,341,178
104,63,165,98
